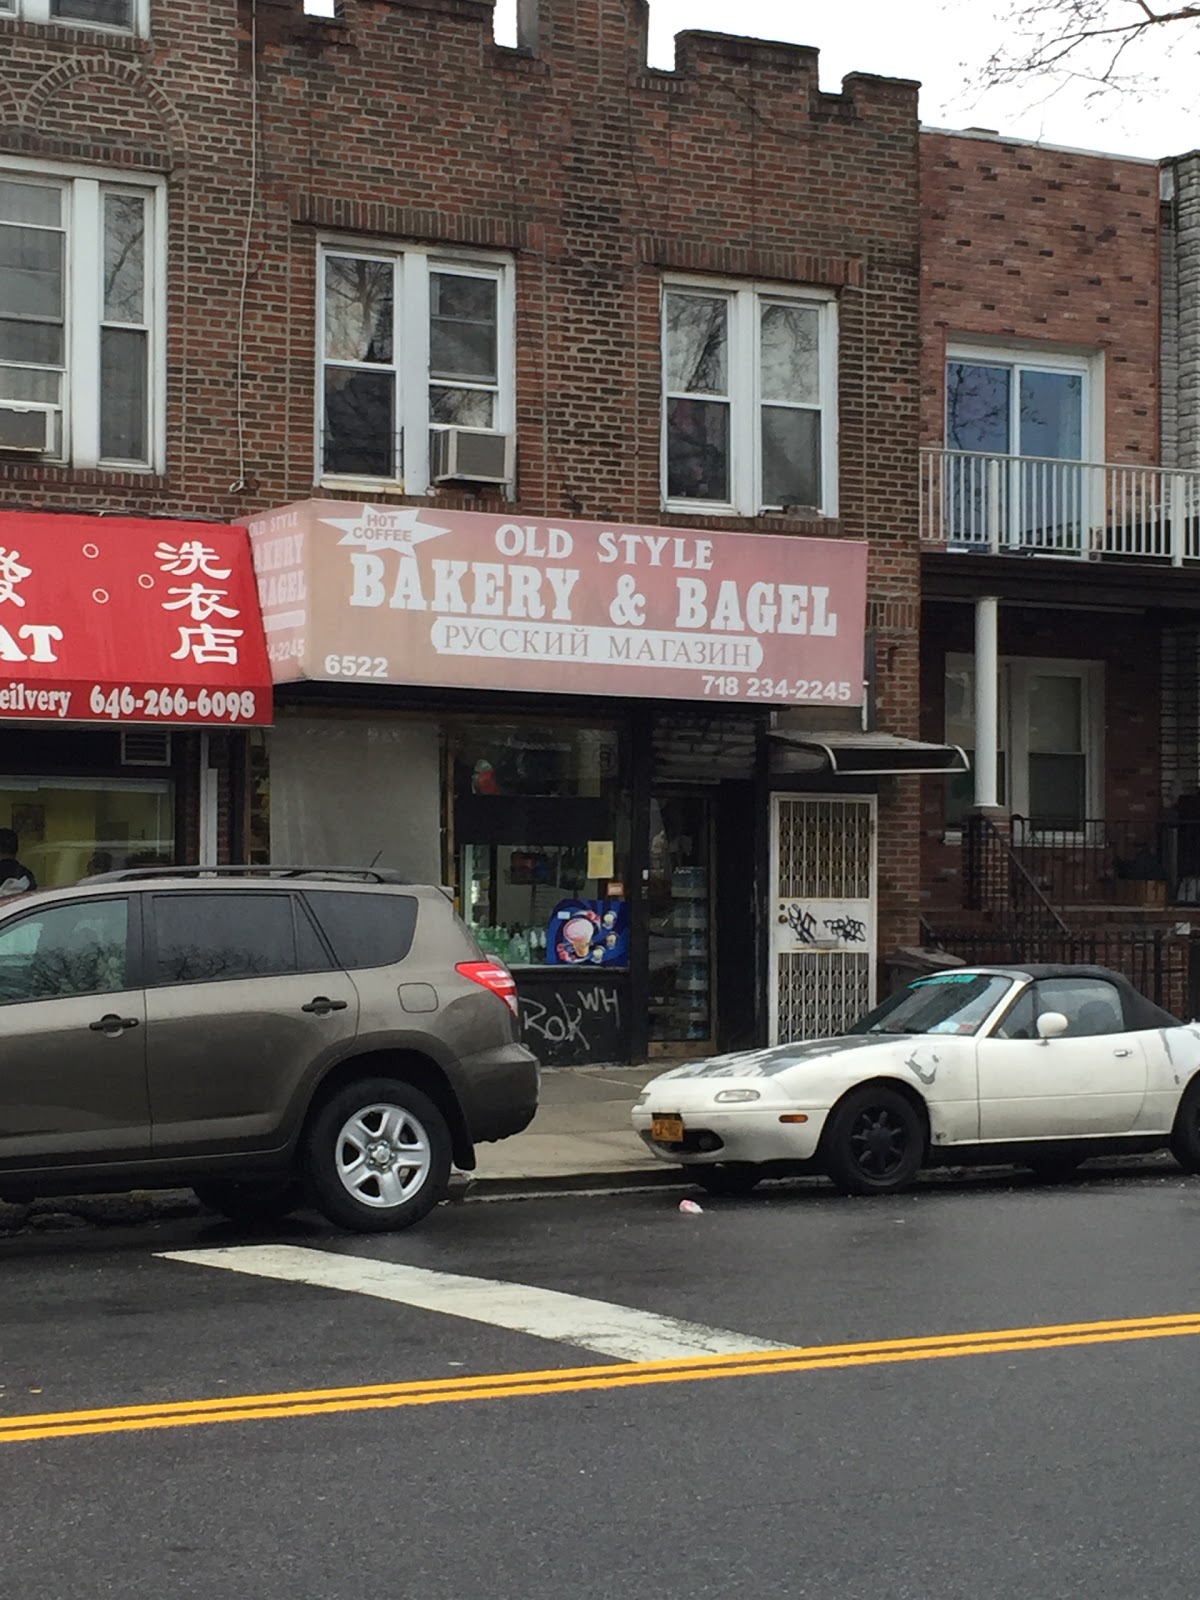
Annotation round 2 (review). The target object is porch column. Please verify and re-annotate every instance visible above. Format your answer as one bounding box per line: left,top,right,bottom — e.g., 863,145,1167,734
974,596,1000,809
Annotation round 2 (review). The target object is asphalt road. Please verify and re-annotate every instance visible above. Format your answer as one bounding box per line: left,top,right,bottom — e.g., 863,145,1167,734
4,1166,1200,1599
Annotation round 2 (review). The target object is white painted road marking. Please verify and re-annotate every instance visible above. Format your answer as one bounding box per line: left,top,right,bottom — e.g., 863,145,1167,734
158,1244,787,1362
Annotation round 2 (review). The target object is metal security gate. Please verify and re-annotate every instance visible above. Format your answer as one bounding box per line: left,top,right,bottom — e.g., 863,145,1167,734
769,795,876,1044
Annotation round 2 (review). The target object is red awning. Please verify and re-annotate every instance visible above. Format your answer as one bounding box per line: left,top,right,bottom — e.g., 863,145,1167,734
0,511,271,726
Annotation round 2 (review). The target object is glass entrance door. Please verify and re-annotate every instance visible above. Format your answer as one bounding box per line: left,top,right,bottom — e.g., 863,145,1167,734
647,794,714,1052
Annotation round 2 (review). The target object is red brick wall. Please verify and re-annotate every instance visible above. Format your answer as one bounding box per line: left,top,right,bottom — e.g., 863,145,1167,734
920,130,1161,462
0,0,925,956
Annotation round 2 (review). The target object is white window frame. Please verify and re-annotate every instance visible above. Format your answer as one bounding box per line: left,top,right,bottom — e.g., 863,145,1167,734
661,276,838,519
0,0,149,34
945,652,1105,836
945,341,1104,465
0,156,167,472
314,238,515,493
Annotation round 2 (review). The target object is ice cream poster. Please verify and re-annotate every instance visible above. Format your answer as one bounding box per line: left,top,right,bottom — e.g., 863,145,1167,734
547,900,629,966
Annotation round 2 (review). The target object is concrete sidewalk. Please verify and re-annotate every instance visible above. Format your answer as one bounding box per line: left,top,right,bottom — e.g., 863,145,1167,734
470,1064,670,1188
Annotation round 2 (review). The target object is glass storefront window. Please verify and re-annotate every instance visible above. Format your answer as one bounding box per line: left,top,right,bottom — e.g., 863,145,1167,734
452,722,629,968
0,778,174,888
648,795,713,1044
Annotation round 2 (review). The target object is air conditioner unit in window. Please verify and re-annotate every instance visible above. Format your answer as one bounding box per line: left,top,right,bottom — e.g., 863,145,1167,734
429,426,514,486
0,405,53,455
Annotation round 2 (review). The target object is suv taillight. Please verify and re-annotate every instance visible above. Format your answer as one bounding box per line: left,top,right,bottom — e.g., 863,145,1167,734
456,959,519,1019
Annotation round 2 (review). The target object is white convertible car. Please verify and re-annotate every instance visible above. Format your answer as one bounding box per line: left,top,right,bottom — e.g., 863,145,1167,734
632,964,1200,1196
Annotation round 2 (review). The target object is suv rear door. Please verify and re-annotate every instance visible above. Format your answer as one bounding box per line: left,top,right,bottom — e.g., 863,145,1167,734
0,894,149,1171
143,890,358,1157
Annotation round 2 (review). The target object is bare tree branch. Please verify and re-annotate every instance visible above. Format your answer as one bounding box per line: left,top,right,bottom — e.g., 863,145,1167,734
981,0,1200,97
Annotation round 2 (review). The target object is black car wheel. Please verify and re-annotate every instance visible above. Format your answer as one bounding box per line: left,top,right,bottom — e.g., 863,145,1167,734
193,1178,305,1225
306,1077,452,1233
691,1163,764,1197
1170,1077,1200,1174
822,1085,925,1196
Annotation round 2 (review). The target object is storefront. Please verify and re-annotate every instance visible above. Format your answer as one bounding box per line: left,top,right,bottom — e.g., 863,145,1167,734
0,510,272,884
249,498,870,1064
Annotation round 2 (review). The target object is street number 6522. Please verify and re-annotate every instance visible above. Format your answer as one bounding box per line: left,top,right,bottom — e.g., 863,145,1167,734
324,654,389,679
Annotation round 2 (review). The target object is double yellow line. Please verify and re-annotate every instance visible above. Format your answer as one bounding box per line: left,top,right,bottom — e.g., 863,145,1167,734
4,1309,1200,1446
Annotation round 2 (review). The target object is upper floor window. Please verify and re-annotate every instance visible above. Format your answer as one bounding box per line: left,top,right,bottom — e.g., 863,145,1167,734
662,280,837,517
317,243,513,489
946,346,1093,464
0,0,147,32
0,165,163,470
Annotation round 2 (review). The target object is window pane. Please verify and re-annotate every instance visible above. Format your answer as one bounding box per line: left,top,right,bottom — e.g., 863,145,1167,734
0,367,61,404
0,225,64,320
306,891,417,969
994,987,1036,1040
151,893,297,985
946,362,1010,453
430,272,496,382
665,293,728,395
100,327,148,461
0,321,64,366
430,386,494,427
103,194,145,323
1019,369,1083,461
1028,674,1082,752
666,396,729,502
760,302,819,404
0,899,128,1005
323,367,396,477
324,256,393,363
1028,753,1085,827
761,406,820,508
0,181,61,228
1034,977,1124,1036
50,0,133,24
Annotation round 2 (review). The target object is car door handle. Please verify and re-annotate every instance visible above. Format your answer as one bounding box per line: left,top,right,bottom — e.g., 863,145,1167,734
88,1013,140,1034
302,996,349,1016
1113,1048,1133,1058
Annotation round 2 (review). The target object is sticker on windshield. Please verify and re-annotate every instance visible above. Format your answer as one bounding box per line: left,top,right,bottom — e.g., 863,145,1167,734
911,973,981,985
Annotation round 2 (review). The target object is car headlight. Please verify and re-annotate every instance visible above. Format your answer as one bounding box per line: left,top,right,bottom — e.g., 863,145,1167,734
714,1088,761,1104
633,1093,648,1108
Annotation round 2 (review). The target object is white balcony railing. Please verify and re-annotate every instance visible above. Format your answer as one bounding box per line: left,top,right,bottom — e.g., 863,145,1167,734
920,448,1200,563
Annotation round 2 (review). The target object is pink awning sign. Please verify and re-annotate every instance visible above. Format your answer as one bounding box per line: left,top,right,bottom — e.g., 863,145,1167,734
250,501,868,707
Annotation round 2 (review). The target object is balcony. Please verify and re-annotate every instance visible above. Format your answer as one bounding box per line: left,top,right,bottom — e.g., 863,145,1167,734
920,448,1200,562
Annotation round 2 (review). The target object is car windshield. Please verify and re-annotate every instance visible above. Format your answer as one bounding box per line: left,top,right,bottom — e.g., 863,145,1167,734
848,973,1016,1037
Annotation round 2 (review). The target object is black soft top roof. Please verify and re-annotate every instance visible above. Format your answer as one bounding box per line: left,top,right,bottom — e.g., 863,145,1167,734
950,963,1182,1029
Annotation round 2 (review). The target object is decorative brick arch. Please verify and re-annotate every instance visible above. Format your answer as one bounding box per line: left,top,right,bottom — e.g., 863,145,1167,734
26,58,186,167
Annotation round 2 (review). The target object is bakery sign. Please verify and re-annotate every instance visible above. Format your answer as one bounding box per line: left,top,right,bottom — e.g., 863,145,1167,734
249,500,868,707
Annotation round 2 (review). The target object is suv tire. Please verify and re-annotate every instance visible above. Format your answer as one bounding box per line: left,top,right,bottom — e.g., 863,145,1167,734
306,1077,452,1233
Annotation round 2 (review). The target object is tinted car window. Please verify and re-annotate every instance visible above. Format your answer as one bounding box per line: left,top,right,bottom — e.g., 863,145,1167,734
1034,977,1125,1037
993,987,1036,1040
151,893,299,985
0,898,128,1004
306,891,417,969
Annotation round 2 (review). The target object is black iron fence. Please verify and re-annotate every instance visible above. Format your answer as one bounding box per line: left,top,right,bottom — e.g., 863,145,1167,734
924,924,1200,1020
964,817,1200,908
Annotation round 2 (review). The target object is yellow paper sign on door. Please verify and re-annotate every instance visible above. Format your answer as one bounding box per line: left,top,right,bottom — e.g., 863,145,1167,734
587,840,615,879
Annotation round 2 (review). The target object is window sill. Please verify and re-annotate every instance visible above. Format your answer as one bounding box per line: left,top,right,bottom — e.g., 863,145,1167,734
316,475,412,497
662,499,835,521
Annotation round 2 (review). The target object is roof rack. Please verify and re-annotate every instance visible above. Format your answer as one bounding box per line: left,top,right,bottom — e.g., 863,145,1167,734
79,865,414,886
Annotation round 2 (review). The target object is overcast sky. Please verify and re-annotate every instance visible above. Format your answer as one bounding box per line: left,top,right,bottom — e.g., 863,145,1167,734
303,0,1197,160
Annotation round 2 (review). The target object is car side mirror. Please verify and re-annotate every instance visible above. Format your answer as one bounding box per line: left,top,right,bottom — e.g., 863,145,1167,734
1037,1011,1069,1042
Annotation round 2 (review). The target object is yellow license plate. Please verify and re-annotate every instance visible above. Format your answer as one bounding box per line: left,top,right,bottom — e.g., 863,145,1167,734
652,1114,685,1144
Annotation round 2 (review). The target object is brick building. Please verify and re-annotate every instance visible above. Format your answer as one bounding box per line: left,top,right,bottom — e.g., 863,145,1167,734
0,0,937,1059
919,127,1200,1009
